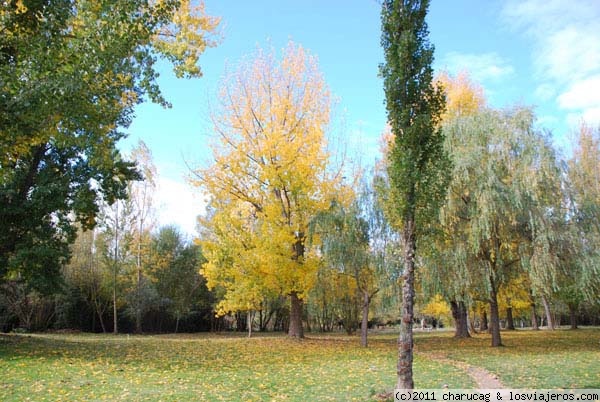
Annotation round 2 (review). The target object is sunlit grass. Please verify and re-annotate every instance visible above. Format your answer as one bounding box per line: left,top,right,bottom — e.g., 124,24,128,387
0,331,471,401
413,327,600,388
1,329,597,401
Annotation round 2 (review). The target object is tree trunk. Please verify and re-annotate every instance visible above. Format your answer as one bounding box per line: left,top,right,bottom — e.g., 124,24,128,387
112,203,119,335
568,304,578,330
288,292,304,338
450,300,470,338
480,309,488,331
541,294,555,330
135,274,142,334
94,300,107,333
489,287,502,347
530,302,539,330
469,305,477,334
397,221,415,389
175,314,180,333
361,291,370,348
247,310,253,337
506,307,515,330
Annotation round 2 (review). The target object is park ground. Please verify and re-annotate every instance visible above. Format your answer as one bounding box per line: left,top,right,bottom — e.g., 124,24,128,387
0,328,599,401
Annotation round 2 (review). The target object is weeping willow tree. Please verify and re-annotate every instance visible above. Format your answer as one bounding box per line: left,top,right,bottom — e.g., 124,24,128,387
419,71,487,339
310,197,378,347
563,123,600,323
441,106,563,346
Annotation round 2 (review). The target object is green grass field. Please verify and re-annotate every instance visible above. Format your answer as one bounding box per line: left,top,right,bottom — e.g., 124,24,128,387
0,328,598,401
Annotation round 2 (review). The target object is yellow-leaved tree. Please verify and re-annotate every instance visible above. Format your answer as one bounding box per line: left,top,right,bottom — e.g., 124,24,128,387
194,42,347,338
435,70,485,121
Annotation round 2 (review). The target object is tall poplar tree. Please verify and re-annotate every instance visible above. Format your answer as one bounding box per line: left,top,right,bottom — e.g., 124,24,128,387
379,0,448,389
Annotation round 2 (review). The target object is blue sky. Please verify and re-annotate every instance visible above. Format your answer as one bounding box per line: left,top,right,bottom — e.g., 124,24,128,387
123,0,600,235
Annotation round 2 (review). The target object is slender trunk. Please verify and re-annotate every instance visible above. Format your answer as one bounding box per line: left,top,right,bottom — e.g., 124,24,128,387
288,292,304,338
112,283,118,334
506,307,515,330
94,300,107,333
174,314,180,333
568,304,578,330
135,271,142,334
247,310,253,338
112,203,119,335
450,300,470,338
489,285,502,347
481,309,488,331
541,294,555,330
361,291,370,348
397,220,415,389
288,234,305,338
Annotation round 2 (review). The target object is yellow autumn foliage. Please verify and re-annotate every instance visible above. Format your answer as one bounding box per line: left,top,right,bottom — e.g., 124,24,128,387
435,70,486,121
195,42,351,316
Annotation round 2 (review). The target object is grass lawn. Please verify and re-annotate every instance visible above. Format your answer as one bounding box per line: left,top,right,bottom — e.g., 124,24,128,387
415,327,600,388
0,331,471,401
0,328,598,401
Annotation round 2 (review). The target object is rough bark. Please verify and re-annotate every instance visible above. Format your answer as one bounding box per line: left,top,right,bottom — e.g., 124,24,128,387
506,307,515,330
397,221,415,389
541,294,555,330
288,292,304,338
450,300,470,338
489,285,502,347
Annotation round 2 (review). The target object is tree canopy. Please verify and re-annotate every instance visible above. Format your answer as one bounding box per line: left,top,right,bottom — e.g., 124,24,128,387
0,0,219,290
195,42,349,338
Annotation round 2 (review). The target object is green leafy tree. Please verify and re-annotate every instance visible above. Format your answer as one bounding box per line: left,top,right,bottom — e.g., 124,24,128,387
0,0,219,291
379,0,448,389
562,123,600,327
63,227,112,332
148,226,207,333
311,199,377,347
441,107,563,346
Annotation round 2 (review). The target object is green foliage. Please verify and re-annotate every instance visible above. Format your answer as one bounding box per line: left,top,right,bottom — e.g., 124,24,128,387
0,0,218,292
311,200,371,292
379,0,448,387
379,0,449,231
148,226,208,332
566,124,600,304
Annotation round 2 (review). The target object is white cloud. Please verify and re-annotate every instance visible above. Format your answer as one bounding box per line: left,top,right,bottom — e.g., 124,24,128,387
154,176,208,236
502,0,600,127
557,75,600,110
440,52,515,83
